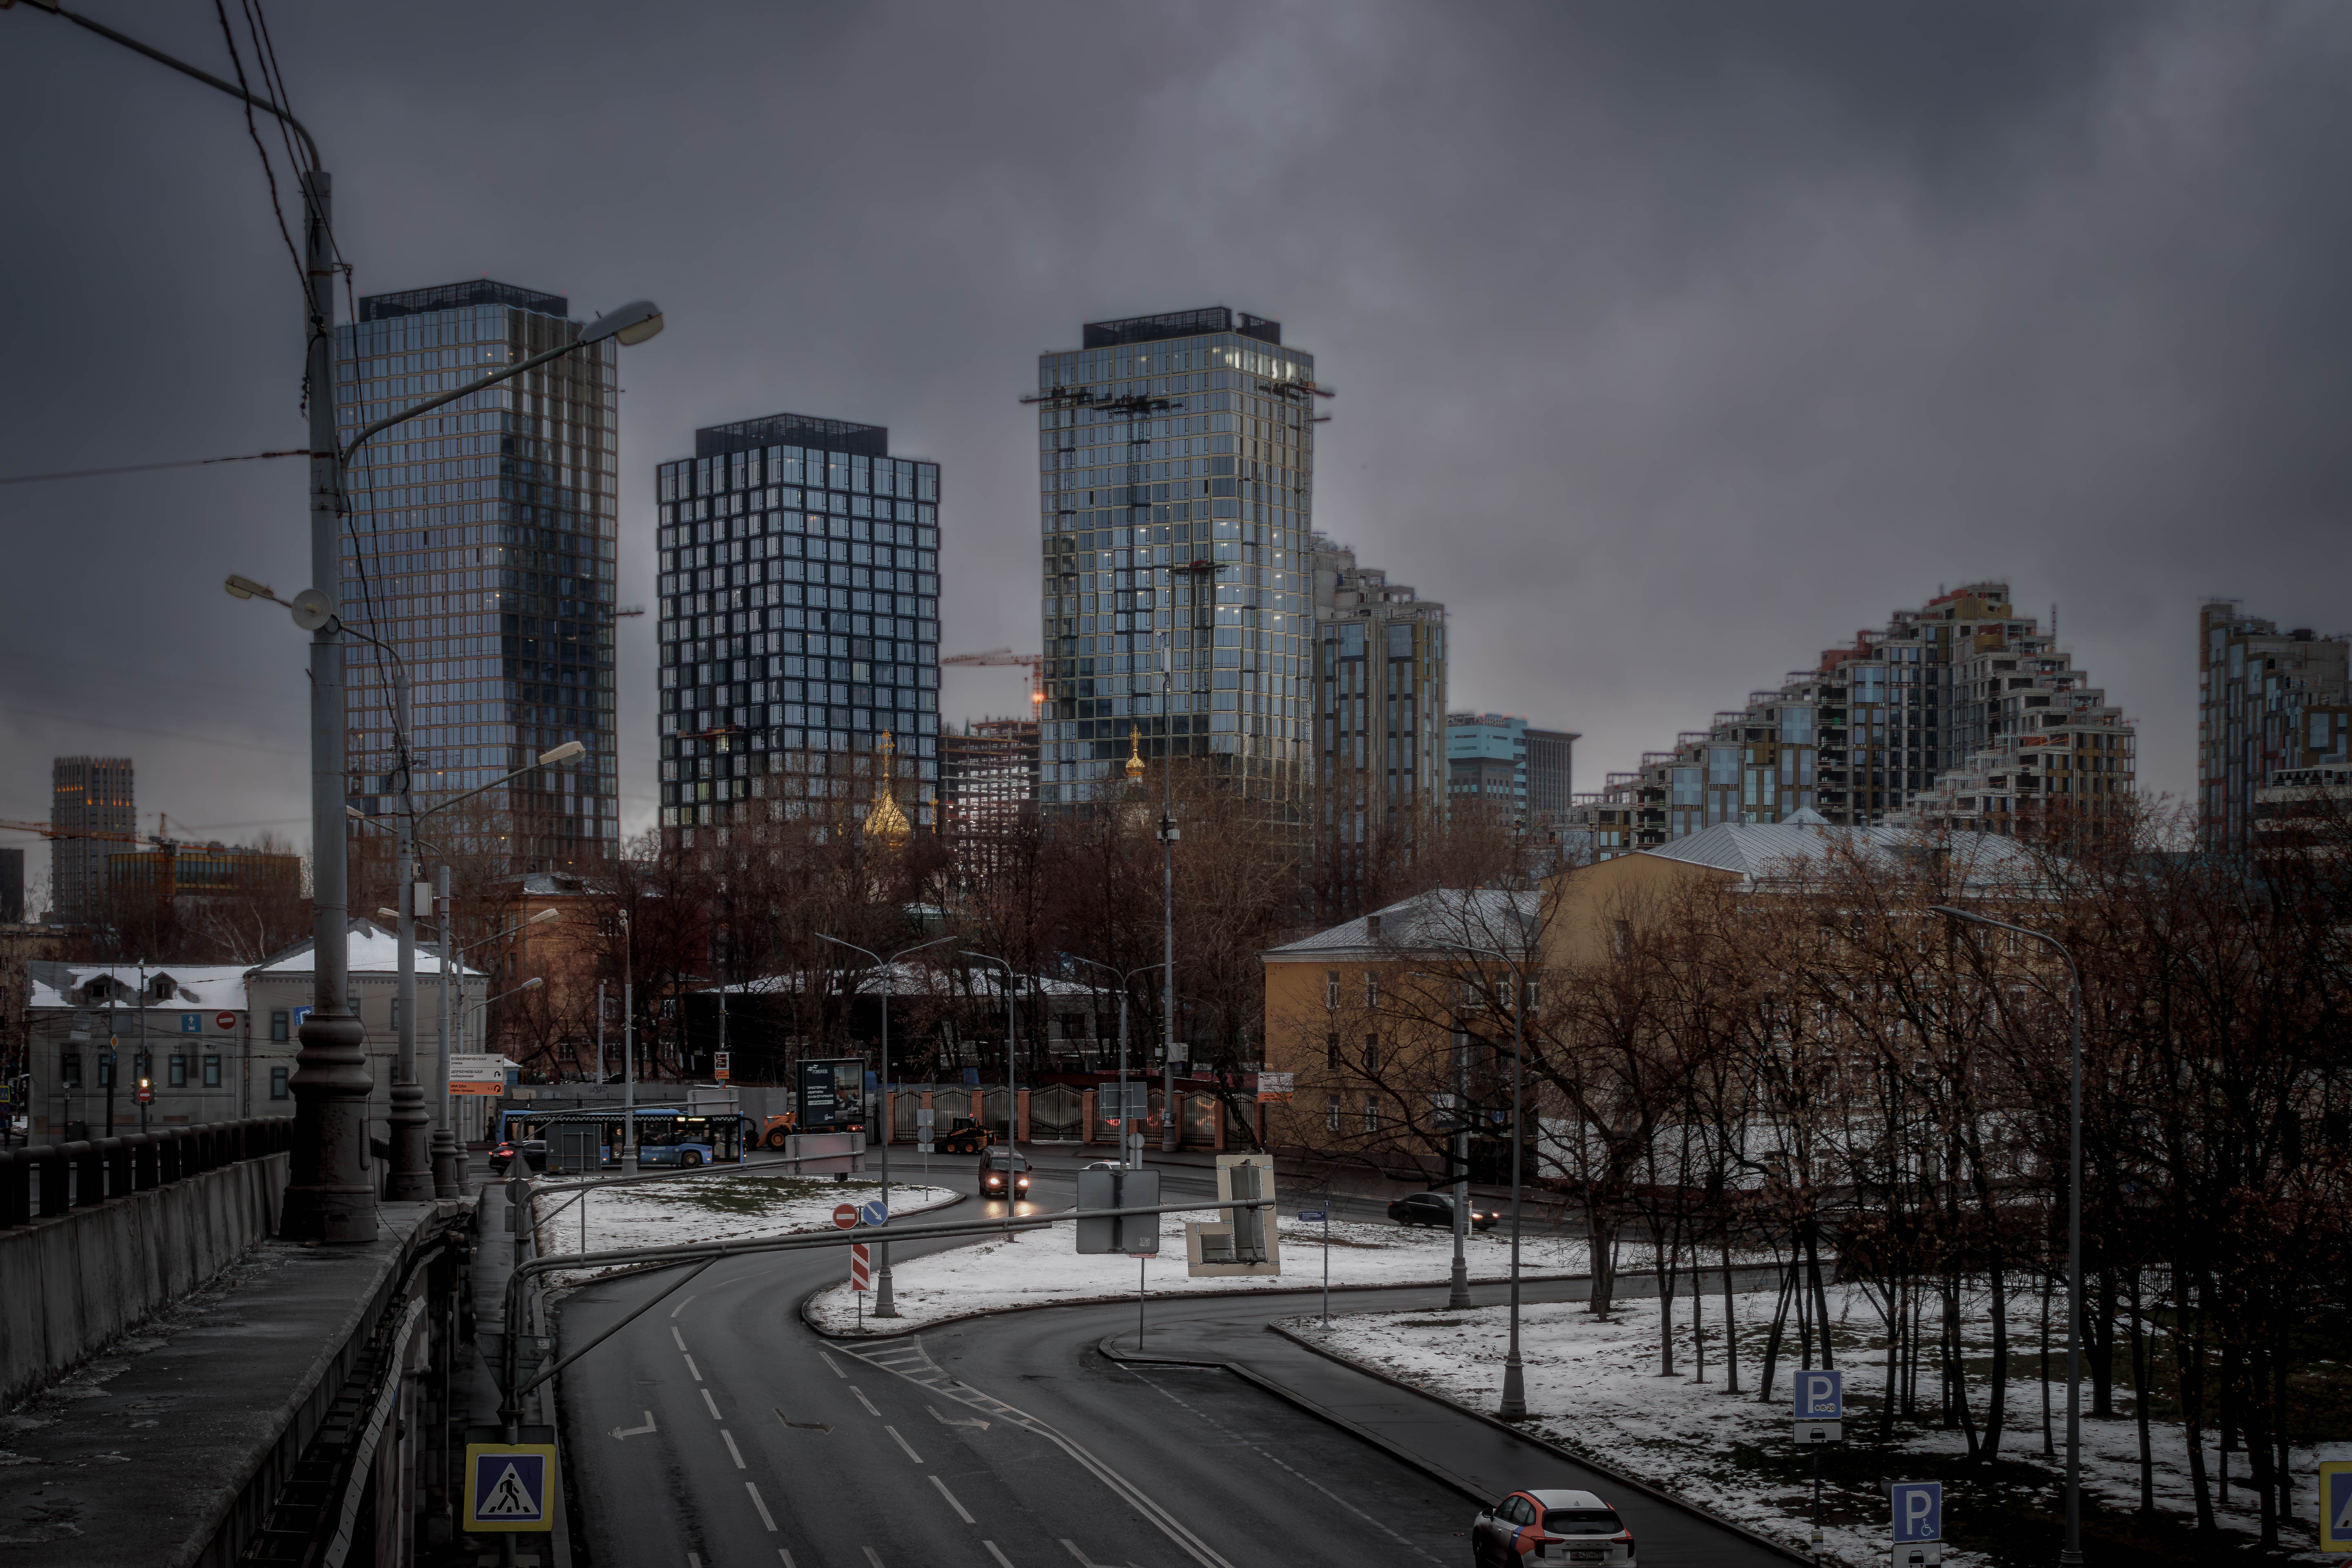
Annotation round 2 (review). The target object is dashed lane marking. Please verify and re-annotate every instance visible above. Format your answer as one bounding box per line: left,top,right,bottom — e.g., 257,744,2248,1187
701,1388,723,1420
985,1543,1017,1568
850,1386,881,1417
746,1481,777,1531
929,1474,975,1523
835,1339,1235,1568
817,1352,849,1379
670,1294,699,1319
723,1429,746,1469
672,1326,688,1351
885,1424,923,1463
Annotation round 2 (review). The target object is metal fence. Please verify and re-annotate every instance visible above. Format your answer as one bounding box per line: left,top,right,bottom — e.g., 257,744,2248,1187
0,1119,295,1227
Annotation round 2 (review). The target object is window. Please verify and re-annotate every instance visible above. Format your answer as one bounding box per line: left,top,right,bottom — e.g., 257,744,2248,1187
1325,1095,1341,1132
270,1066,291,1100
270,1010,291,1042
1324,971,1340,1009
1362,1097,1381,1133
1613,919,1631,957
61,1051,82,1089
1363,1034,1381,1073
1362,972,1379,1008
203,1056,222,1088
98,1054,115,1087
168,1055,188,1087
1325,1032,1340,1069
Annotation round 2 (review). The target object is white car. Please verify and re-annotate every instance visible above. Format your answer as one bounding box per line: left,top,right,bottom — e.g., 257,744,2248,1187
1471,1489,1635,1567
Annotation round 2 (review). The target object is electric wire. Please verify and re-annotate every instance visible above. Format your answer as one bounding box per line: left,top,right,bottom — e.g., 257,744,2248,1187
0,448,313,487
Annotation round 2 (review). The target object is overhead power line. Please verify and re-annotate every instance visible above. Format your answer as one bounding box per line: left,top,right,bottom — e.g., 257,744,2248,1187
0,448,313,488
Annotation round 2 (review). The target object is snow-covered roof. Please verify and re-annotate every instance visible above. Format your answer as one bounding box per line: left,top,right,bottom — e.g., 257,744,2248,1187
26,963,251,1012
251,918,485,978
1635,821,2038,887
1263,888,1542,962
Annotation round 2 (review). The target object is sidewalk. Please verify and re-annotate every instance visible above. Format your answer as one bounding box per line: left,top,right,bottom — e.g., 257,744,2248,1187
0,1199,462,1564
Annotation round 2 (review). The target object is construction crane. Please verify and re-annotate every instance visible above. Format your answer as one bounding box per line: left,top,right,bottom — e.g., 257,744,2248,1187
941,648,1046,721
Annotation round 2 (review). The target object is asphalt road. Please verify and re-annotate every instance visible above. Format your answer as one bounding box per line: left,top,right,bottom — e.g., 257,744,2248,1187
553,1154,1792,1568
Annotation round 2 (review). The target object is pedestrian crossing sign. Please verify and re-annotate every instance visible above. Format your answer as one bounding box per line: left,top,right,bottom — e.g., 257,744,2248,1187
2321,1460,2352,1552
464,1442,557,1533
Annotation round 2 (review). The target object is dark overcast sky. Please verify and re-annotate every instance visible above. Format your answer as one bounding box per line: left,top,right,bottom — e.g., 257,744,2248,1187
4,1,2349,884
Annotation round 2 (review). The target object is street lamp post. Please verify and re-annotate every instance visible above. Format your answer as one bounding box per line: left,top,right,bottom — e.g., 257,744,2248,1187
1444,938,1531,1420
816,933,954,1318
959,952,1022,1162
1930,905,2086,1566
1449,1024,1473,1310
1067,957,1164,1169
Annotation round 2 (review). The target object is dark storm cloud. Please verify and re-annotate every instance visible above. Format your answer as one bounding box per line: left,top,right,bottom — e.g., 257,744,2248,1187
2,1,2345,888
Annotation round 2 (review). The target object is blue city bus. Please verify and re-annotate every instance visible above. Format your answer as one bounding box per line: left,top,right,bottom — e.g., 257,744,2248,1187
495,1106,752,1167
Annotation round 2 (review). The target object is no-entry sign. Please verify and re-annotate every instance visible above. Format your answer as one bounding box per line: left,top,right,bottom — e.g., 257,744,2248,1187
832,1203,859,1230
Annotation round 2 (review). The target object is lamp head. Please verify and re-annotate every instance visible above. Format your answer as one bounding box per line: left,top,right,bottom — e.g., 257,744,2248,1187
538,741,586,766
376,908,400,922
519,976,544,991
288,588,332,632
579,299,663,347
528,908,560,927
224,573,270,601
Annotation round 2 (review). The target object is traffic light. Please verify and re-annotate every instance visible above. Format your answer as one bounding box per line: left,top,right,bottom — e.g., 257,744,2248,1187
136,1076,154,1107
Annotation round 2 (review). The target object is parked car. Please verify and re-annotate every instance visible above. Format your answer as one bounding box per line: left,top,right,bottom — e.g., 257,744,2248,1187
488,1139,548,1175
979,1150,1030,1200
1471,1490,1635,1568
1388,1191,1498,1231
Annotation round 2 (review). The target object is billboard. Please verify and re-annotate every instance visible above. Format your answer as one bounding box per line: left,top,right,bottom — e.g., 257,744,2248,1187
796,1056,867,1132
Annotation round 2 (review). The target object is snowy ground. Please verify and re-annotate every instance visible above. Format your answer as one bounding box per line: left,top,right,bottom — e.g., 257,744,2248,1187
805,1206,1592,1335
530,1170,959,1286
1295,1282,2331,1567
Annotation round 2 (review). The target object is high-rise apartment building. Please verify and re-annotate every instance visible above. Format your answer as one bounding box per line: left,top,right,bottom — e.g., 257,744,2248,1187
1447,714,1577,831
941,718,1041,881
1033,308,1317,808
335,280,621,872
2197,601,2352,855
49,757,133,923
1310,534,1445,909
653,413,942,834
1568,583,2134,858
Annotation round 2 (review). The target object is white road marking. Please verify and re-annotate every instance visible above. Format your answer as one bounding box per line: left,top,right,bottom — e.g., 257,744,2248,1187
985,1542,1017,1568
1125,1365,1437,1564
930,1405,989,1430
1060,1541,1132,1568
850,1386,881,1417
884,1424,923,1463
778,1554,795,1567
670,1294,699,1319
746,1480,777,1531
702,1388,723,1420
835,1341,1234,1568
684,1354,704,1382
723,1429,746,1468
929,1473,974,1523
863,1549,885,1568
610,1411,657,1439
817,1352,848,1379
672,1326,688,1351
688,1555,702,1567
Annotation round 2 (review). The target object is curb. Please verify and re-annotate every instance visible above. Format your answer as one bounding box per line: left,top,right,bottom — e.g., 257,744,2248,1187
1092,1333,1497,1503
1265,1320,1813,1566
539,1184,968,1295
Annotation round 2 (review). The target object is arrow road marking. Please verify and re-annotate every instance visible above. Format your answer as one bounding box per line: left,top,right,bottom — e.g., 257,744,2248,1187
929,1405,990,1431
774,1406,832,1433
608,1411,657,1439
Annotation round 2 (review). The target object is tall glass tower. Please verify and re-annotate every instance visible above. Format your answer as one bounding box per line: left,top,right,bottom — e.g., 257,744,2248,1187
1033,307,1316,807
653,414,942,836
335,280,623,872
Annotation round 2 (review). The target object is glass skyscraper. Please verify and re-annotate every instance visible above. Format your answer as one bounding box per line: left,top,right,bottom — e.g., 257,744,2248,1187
1034,307,1317,807
653,414,942,834
335,279,621,871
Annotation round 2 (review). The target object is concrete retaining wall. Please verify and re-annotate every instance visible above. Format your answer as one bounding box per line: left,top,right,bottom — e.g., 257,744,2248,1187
0,1152,287,1407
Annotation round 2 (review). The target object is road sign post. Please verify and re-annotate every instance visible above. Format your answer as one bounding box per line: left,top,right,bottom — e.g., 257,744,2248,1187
712,1050,730,1082
463,1441,557,1533
1298,1205,1331,1328
1793,1369,1844,1550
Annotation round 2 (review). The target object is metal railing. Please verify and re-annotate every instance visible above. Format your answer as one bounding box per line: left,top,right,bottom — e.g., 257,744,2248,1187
0,1118,295,1226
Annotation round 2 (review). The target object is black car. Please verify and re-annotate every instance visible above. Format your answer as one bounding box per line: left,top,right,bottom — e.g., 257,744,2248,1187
488,1138,547,1175
1472,1489,1635,1567
979,1151,1030,1200
1388,1190,1499,1231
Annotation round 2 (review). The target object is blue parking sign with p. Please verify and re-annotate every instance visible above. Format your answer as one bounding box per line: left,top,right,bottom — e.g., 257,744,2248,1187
1891,1482,1942,1543
1795,1368,1844,1419
2321,1461,2352,1552
464,1443,555,1532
